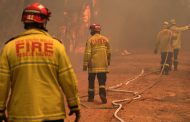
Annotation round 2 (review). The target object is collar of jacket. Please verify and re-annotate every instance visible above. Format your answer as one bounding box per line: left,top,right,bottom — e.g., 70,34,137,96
5,29,52,45
91,33,101,38
22,28,51,37
94,33,100,36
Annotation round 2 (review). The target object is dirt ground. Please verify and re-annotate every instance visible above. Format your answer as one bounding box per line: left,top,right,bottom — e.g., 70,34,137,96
66,49,190,122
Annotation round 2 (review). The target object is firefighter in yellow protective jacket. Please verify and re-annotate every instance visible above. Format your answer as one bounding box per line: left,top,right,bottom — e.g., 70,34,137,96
83,24,111,104
154,21,176,75
169,19,190,70
0,3,80,122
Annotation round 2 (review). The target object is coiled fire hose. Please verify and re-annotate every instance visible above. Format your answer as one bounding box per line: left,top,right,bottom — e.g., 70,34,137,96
108,51,170,122
107,69,144,122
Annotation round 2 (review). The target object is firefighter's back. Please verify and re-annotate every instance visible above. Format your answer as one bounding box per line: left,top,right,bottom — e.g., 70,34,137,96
158,29,173,52
88,34,109,73
4,29,67,121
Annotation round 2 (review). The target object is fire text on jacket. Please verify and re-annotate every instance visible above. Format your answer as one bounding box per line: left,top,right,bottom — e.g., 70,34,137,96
91,38,107,45
15,39,54,57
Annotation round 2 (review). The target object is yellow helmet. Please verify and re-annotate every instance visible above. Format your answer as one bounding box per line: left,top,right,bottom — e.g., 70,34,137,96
162,21,169,29
170,19,176,25
163,21,169,25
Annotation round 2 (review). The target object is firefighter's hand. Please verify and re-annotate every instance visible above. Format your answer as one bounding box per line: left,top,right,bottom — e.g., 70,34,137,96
0,114,8,122
154,49,158,54
69,110,80,122
83,65,87,71
0,116,3,122
108,61,110,66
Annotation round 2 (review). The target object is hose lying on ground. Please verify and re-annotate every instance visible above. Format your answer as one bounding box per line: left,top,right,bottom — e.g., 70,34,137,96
107,69,144,122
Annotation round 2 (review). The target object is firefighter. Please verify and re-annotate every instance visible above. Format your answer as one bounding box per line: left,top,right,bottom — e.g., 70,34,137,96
154,21,176,75
0,3,80,122
83,24,111,104
169,19,190,71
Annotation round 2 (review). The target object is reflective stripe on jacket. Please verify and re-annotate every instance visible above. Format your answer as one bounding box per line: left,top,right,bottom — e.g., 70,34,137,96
0,29,80,122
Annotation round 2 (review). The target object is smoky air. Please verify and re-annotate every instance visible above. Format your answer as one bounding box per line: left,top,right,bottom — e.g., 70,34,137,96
0,0,190,51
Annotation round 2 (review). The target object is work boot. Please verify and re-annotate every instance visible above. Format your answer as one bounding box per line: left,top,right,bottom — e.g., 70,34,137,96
164,69,169,75
174,61,178,71
100,95,107,104
165,65,170,75
160,65,165,74
99,88,107,104
88,90,94,102
160,65,165,75
87,98,94,102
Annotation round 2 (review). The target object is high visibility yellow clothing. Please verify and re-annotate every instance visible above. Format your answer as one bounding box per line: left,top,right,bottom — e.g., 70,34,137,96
155,29,174,52
170,25,189,49
0,29,80,122
83,34,111,73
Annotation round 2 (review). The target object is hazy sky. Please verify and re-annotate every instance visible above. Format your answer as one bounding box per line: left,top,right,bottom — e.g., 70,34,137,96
96,0,190,50
0,0,190,51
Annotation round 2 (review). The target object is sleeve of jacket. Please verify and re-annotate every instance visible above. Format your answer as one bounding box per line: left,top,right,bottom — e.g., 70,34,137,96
58,44,80,111
0,46,11,115
155,32,161,51
83,40,92,67
106,38,111,65
172,26,189,32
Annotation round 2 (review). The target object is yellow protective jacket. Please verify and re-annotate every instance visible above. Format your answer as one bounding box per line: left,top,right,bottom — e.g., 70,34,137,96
83,34,111,73
170,25,189,49
155,29,175,52
0,29,80,122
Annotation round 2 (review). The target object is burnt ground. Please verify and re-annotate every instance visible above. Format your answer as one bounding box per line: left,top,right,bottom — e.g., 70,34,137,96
65,49,190,122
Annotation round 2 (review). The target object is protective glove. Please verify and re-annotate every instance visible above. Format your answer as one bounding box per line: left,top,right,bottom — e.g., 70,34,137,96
0,116,3,122
108,61,110,66
0,113,8,122
69,110,80,122
83,65,87,71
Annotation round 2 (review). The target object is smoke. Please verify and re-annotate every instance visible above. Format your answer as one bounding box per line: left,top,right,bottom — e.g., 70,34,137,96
96,0,190,51
0,0,190,51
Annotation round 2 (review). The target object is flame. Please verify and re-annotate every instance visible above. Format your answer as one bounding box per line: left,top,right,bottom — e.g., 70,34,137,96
83,5,91,27
58,0,98,54
93,0,97,7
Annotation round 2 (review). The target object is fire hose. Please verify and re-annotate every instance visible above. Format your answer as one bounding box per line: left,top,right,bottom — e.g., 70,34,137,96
109,50,170,122
80,67,166,122
80,49,170,122
79,69,145,121
107,69,144,122
108,52,169,122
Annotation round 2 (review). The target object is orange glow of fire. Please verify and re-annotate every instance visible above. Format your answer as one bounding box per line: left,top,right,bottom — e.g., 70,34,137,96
83,5,91,27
